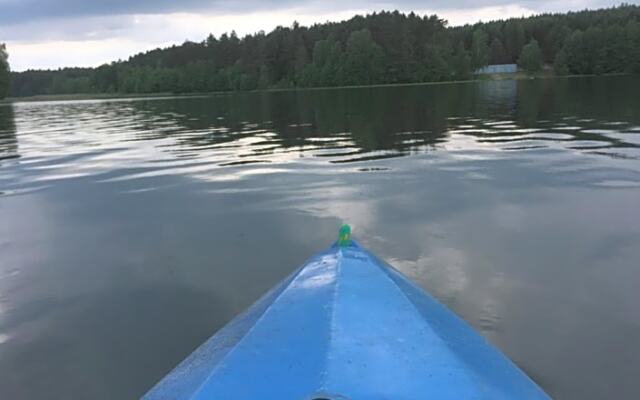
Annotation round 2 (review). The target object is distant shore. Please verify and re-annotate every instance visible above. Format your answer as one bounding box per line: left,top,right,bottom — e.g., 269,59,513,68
0,92,176,103
1,72,632,104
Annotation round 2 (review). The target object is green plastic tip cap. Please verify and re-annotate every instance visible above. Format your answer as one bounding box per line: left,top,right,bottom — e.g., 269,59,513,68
338,224,352,247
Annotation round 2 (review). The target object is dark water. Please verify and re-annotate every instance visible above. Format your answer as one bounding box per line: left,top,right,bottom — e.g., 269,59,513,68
1,76,640,399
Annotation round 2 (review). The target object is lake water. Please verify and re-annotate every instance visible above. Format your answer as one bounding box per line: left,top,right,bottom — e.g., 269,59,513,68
1,76,640,399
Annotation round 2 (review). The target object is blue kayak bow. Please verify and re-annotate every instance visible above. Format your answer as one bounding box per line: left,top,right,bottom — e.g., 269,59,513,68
143,227,549,399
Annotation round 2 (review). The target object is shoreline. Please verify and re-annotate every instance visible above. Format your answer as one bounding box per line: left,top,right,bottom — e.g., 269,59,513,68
1,72,633,104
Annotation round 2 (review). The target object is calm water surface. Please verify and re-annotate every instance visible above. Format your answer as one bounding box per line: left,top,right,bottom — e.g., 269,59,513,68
1,76,640,399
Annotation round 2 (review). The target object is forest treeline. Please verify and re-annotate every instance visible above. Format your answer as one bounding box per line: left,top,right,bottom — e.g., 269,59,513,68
0,44,9,98
6,4,640,98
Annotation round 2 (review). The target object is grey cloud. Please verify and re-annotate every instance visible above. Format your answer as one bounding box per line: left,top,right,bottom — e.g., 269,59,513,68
3,0,288,24
0,0,621,25
0,15,135,42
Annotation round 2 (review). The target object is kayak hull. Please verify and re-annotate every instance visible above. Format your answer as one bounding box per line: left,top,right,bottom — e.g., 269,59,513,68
144,241,549,399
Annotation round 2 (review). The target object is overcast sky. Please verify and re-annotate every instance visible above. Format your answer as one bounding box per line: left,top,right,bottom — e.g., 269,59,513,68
0,0,626,71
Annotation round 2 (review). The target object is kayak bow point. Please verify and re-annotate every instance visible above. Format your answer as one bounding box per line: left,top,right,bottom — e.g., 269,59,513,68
143,230,549,399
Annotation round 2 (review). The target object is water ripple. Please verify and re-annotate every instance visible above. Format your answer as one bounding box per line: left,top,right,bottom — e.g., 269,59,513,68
2,80,640,195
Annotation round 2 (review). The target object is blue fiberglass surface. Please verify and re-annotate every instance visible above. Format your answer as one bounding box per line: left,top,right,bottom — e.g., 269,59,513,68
143,241,550,400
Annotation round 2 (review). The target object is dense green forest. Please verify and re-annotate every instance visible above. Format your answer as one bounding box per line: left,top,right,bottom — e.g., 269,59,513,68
6,4,640,98
0,44,10,99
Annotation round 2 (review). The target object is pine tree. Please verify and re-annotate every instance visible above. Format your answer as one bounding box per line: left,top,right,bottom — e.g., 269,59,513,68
451,43,471,80
343,29,384,85
422,44,448,81
553,50,570,75
505,21,526,62
489,38,508,64
627,20,640,73
519,39,543,74
0,44,9,99
471,29,489,69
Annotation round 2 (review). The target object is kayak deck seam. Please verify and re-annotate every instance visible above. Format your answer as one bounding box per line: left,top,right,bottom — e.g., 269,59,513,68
317,249,343,394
